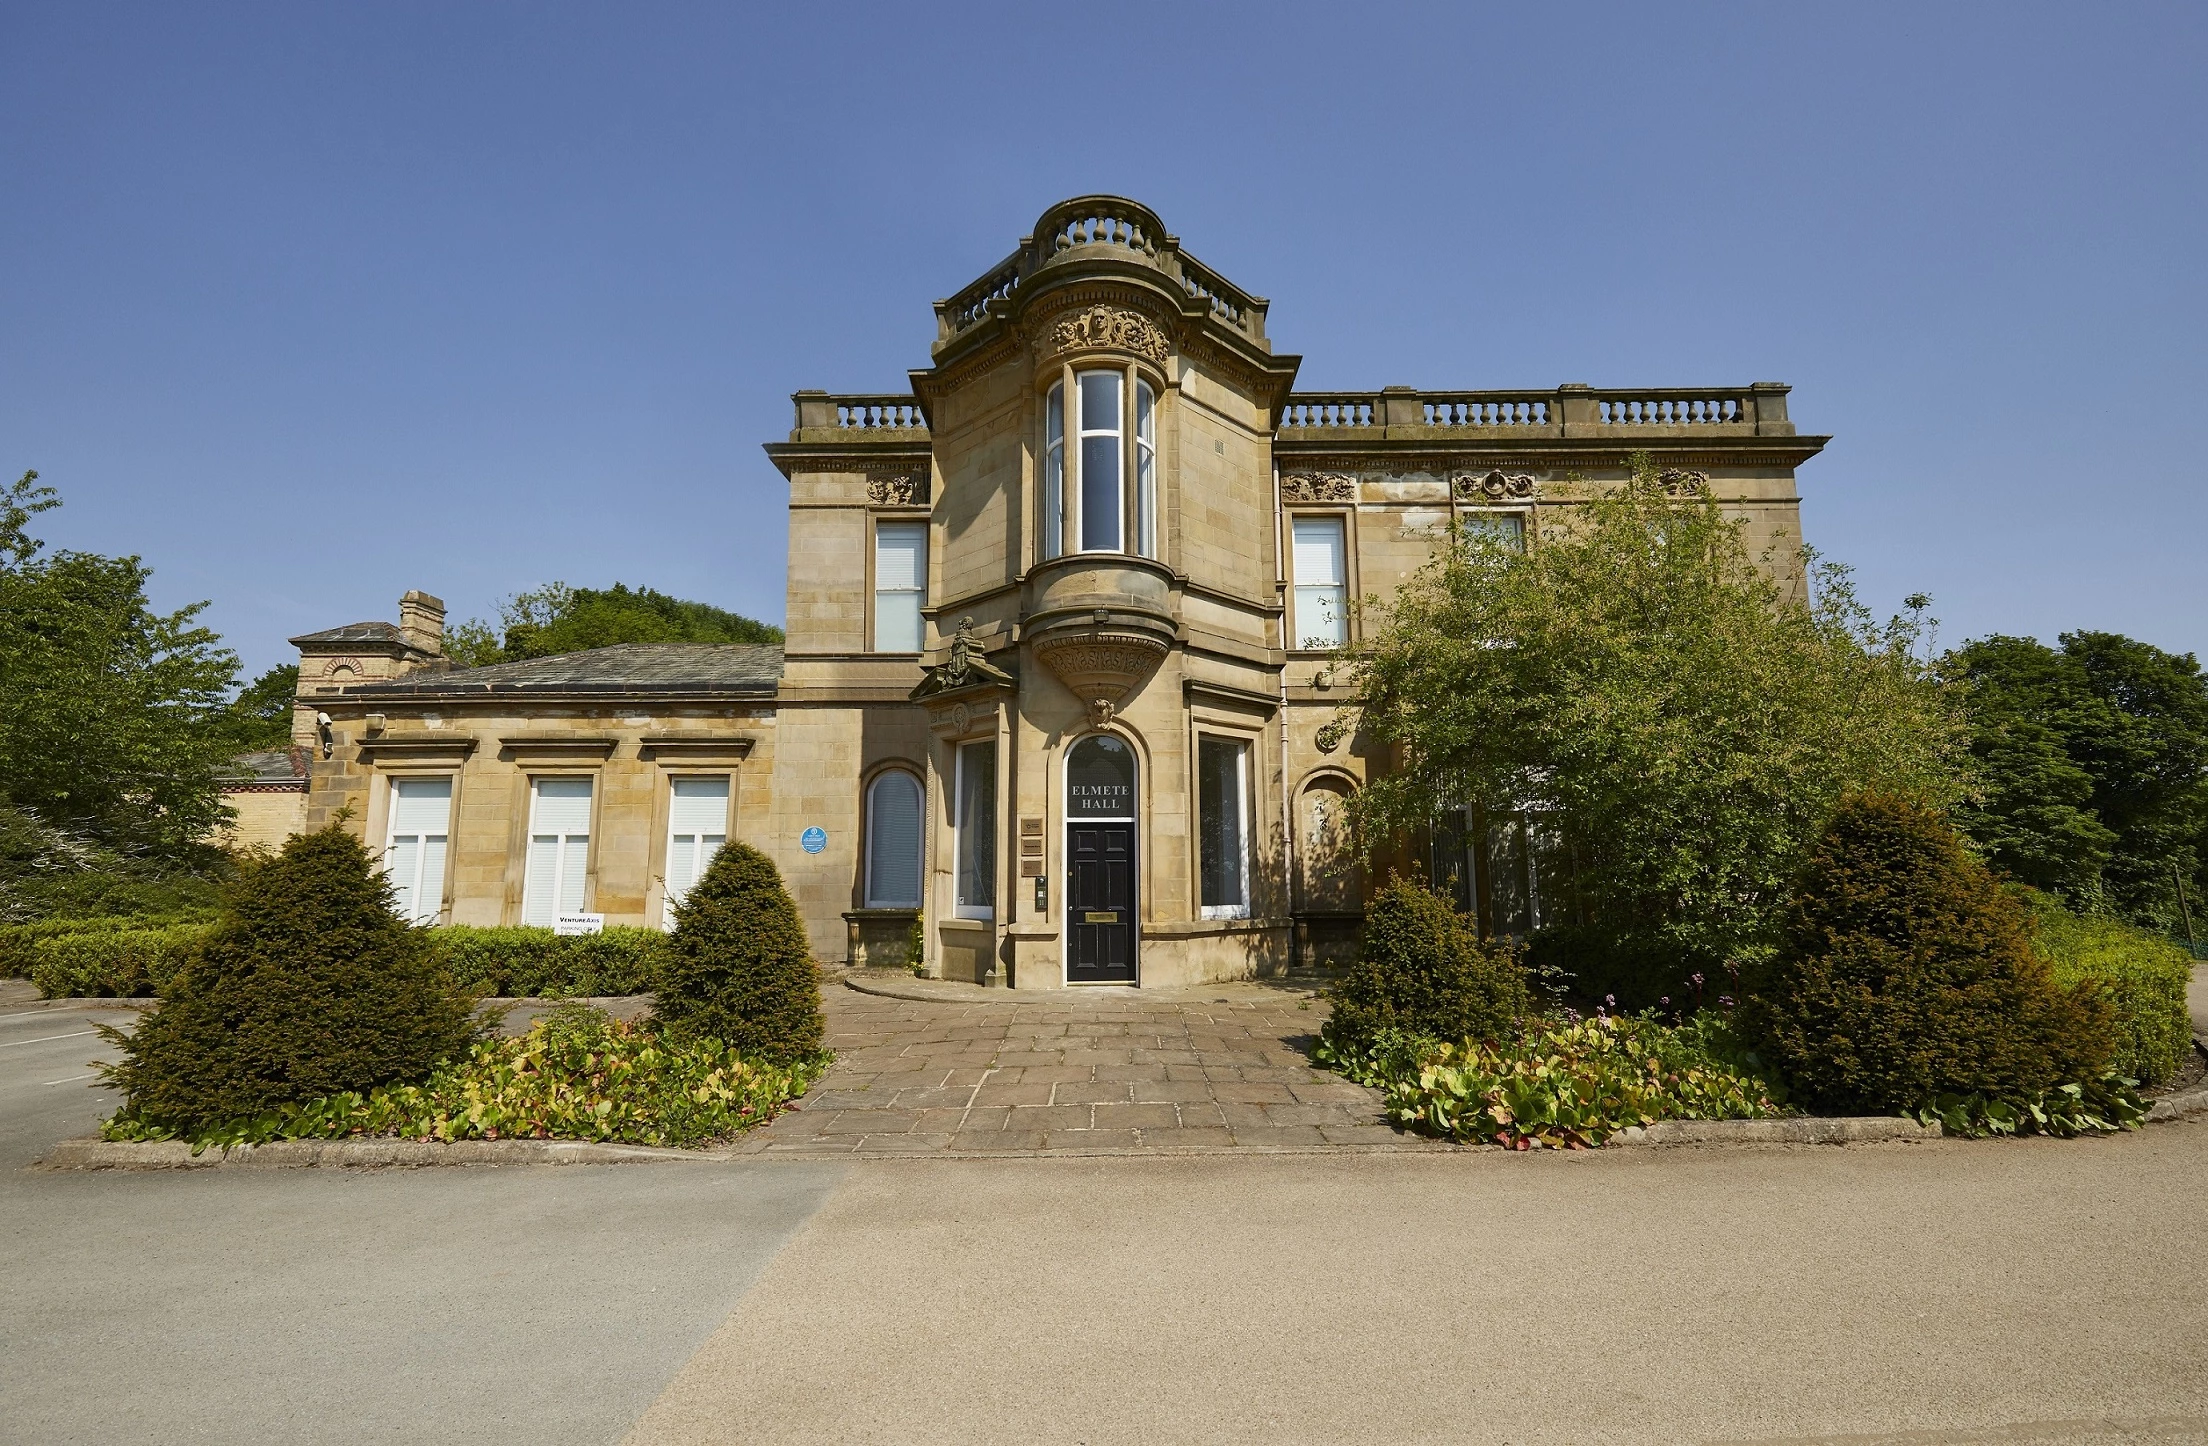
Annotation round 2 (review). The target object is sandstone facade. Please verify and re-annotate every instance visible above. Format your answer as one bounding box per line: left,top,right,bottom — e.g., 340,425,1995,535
282,196,1828,989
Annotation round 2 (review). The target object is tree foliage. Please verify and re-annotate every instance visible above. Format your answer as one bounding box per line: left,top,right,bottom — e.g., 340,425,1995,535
1945,632,2208,932
1336,456,1967,971
1743,793,2115,1114
217,664,300,753
0,470,241,857
446,581,782,668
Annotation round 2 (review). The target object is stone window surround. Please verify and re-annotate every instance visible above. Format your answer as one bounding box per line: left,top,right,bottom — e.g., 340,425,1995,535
1281,503,1359,654
499,763,603,926
1039,356,1167,567
1193,724,1257,922
653,769,737,929
365,763,463,927
868,514,929,657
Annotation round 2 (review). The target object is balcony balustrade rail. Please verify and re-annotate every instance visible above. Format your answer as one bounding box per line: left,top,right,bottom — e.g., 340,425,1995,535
1280,385,1788,436
937,196,1268,349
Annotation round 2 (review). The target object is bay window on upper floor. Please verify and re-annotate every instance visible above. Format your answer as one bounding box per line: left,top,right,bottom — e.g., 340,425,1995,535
1044,366,1159,562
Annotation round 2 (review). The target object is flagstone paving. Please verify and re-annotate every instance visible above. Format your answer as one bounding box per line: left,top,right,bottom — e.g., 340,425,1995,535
734,976,1447,1157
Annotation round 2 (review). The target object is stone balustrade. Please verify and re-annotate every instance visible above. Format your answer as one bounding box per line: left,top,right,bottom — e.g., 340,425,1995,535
935,196,1270,349
1280,383,1794,437
791,391,929,433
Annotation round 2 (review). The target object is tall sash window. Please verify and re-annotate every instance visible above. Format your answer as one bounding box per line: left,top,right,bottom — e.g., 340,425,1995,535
955,740,997,919
663,776,729,927
384,776,452,925
873,522,927,653
522,777,592,926
1044,383,1065,561
1077,370,1123,552
1292,516,1348,648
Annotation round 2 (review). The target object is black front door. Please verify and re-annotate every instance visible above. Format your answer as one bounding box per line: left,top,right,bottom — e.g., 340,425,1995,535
1067,823,1136,983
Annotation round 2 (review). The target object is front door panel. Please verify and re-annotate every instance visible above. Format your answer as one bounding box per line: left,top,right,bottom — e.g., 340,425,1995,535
1067,823,1136,983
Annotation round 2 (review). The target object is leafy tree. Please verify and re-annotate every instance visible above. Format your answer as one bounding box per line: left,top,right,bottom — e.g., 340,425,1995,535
0,471,241,856
99,825,479,1132
446,581,782,668
1945,632,2208,932
1335,455,1966,973
216,664,300,753
1743,793,2114,1113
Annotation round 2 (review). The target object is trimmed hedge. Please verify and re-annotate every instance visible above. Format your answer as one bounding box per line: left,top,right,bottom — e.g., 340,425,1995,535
2024,893,2195,1086
428,926,667,998
29,922,214,998
656,842,824,1065
1,913,212,982
1744,794,2116,1114
1325,875,1529,1051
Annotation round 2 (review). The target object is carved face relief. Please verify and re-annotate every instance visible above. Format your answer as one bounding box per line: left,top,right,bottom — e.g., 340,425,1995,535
1039,304,1171,366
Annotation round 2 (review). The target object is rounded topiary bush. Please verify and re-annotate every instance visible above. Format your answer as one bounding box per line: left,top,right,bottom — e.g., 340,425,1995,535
1742,793,2116,1114
655,842,824,1065
101,825,478,1132
1327,874,1529,1047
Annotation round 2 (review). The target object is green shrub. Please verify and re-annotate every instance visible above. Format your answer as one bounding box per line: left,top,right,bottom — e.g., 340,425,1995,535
1323,875,1529,1053
2021,892,2195,1086
1743,793,2117,1115
0,912,211,981
1523,923,1741,1015
655,842,824,1065
103,1004,826,1153
427,925,667,998
99,826,480,1133
1373,1012,1786,1149
28,921,213,997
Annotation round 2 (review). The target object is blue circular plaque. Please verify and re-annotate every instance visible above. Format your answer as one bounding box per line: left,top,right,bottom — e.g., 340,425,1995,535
800,826,827,855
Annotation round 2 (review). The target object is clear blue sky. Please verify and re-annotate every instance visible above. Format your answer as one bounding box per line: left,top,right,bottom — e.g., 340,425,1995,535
5,3,2203,679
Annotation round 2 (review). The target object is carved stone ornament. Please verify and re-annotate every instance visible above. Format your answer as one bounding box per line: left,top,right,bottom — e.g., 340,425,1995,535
1454,469,1536,501
1031,633,1171,715
1658,468,1710,496
867,470,927,506
1282,473,1357,503
1041,304,1171,365
910,616,1015,702
948,701,971,735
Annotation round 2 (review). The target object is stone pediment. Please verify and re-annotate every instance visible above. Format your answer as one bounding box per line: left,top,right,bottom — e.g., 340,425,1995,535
910,617,1016,702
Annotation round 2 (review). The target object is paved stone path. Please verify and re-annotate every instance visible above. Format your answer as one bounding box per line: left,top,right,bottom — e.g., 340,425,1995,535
737,976,1440,1156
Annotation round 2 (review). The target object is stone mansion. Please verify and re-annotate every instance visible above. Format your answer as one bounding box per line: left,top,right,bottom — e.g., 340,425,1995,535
245,196,1828,989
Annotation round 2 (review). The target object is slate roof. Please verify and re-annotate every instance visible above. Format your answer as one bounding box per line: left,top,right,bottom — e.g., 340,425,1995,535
219,748,311,786
344,643,785,699
288,621,426,650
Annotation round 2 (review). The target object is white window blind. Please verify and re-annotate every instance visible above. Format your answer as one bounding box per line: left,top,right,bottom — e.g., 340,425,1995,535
384,776,452,925
1292,516,1348,648
523,777,592,926
866,770,923,908
663,776,729,927
874,522,927,653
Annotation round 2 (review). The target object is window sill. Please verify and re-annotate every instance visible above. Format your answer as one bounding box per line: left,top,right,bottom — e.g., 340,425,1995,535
943,916,994,931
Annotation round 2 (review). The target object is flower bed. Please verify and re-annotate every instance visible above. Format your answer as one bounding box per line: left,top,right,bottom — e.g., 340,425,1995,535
1319,1011,1788,1150
101,1004,826,1154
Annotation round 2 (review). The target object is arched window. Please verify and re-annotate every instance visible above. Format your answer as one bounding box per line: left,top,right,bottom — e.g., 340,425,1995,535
865,770,924,908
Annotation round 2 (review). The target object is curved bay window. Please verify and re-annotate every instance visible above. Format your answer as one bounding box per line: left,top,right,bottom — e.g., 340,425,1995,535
1044,367,1159,561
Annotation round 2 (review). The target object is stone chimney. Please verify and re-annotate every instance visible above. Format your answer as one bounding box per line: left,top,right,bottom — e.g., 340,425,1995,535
397,590,446,656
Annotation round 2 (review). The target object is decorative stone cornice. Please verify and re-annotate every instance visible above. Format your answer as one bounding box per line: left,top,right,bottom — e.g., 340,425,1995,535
1454,469,1537,501
1037,303,1171,366
1281,472,1356,503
